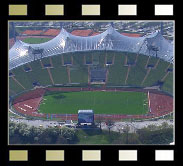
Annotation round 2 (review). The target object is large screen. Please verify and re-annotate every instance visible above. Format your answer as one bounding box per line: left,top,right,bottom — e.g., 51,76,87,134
78,113,94,124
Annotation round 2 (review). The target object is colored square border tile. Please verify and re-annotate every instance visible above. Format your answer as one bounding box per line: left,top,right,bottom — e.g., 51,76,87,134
155,150,174,161
82,150,101,161
46,150,65,161
45,5,64,15
82,5,100,16
118,5,137,16
9,150,28,161
119,150,137,161
155,5,173,16
9,5,27,16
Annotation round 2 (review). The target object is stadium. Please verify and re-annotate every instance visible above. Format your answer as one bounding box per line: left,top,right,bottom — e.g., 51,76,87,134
9,25,174,122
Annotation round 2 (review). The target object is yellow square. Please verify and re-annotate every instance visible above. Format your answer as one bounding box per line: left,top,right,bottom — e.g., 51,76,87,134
46,150,64,161
9,150,28,161
82,5,100,15
9,5,27,16
45,5,64,15
82,150,101,161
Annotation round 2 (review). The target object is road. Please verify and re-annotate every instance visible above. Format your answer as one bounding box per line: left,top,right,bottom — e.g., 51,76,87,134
9,117,173,133
102,119,173,133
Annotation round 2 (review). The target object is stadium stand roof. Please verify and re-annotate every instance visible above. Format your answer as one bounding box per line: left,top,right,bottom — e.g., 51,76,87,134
71,29,93,36
22,30,43,35
9,26,173,70
121,33,142,37
91,32,101,36
42,29,60,36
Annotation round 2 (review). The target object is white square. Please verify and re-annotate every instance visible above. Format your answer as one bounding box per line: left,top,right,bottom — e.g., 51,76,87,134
119,150,137,161
155,150,174,161
155,5,173,15
118,5,137,15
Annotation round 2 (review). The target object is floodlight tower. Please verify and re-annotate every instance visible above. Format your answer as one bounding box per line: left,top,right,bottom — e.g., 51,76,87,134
152,46,159,58
60,22,63,29
11,22,16,42
29,46,44,61
160,22,164,35
147,44,159,58
147,44,152,57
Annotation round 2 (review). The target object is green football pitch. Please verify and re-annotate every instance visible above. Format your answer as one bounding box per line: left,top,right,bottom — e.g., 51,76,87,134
23,38,51,44
38,91,149,115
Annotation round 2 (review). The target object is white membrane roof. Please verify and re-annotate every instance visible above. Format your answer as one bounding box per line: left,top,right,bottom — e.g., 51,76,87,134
9,26,173,70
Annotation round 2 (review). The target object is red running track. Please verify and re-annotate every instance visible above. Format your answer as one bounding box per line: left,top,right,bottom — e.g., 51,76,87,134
12,87,173,121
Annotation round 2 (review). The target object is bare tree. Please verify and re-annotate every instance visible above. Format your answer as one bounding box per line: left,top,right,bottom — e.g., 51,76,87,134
96,115,104,132
105,119,115,135
123,124,130,144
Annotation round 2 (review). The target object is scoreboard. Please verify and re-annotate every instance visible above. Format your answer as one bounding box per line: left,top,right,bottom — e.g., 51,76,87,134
78,110,94,125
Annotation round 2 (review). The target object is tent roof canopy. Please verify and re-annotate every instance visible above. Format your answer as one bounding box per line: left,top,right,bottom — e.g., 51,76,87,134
9,26,173,70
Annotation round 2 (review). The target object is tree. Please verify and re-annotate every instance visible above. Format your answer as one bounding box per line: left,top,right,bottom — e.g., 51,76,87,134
60,126,76,143
126,133,141,144
9,122,17,136
105,119,115,135
95,115,104,131
136,123,173,144
146,124,158,131
28,126,44,143
56,136,67,144
159,122,172,129
122,125,130,144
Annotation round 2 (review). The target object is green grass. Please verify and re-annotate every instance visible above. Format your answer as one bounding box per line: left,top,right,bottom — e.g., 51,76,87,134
126,52,137,63
41,57,51,65
73,53,85,66
70,66,88,83
76,129,121,144
23,38,51,44
70,54,88,83
9,77,24,94
147,57,159,66
63,53,72,63
9,61,53,90
127,55,147,86
11,66,33,89
98,53,105,67
39,91,148,114
143,60,169,87
106,52,114,62
9,51,173,95
50,55,68,84
107,53,128,85
162,72,173,94
85,53,92,63
27,61,52,86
